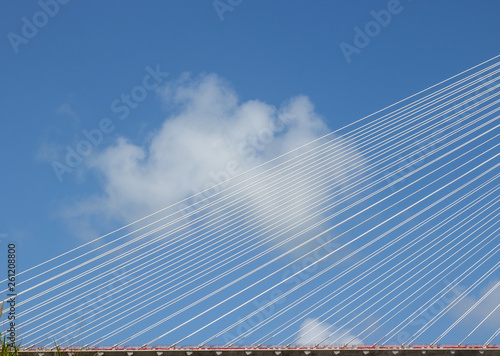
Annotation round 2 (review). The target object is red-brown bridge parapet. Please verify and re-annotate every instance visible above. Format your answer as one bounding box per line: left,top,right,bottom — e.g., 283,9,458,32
19,346,500,356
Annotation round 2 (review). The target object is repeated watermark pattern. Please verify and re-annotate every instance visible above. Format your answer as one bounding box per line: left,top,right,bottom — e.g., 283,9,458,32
340,0,409,64
51,64,169,182
7,0,70,54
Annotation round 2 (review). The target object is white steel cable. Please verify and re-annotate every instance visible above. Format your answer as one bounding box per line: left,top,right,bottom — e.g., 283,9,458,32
23,90,500,338
30,114,500,348
24,88,500,322
403,260,500,346
290,174,500,346
248,186,500,347
137,139,500,348
14,59,500,346
485,326,500,346
459,301,500,345
279,186,500,347
377,244,500,345
220,183,500,347
224,96,500,344
7,65,486,291
327,219,500,347
29,94,500,344
350,213,500,345
15,67,500,318
431,281,500,345
67,118,500,347
25,105,500,344
8,56,500,290
197,169,500,347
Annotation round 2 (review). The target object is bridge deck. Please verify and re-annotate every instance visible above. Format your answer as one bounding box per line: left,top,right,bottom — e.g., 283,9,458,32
20,347,500,356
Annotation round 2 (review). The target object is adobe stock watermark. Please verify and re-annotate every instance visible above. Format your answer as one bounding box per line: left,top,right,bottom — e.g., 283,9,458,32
213,0,243,22
222,235,340,344
7,0,70,54
339,0,410,64
51,64,169,183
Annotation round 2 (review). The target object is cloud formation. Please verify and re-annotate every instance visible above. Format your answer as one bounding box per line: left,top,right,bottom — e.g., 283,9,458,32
450,279,500,333
72,74,327,220
298,317,363,346
65,73,367,254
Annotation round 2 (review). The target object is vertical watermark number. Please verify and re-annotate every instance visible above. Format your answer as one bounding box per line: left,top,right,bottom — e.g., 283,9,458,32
6,243,17,348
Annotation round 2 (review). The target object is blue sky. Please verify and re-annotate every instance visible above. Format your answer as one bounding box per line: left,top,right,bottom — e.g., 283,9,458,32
1,0,500,349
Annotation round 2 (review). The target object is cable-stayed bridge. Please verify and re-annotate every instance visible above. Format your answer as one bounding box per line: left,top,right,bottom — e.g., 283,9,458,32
4,56,500,356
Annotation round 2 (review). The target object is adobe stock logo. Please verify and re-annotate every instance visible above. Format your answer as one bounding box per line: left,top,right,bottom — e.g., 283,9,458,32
339,0,408,64
7,0,70,54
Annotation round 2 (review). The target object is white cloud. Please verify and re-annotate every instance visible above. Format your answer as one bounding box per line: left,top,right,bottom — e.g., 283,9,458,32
298,317,364,346
65,73,367,253
450,279,500,332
